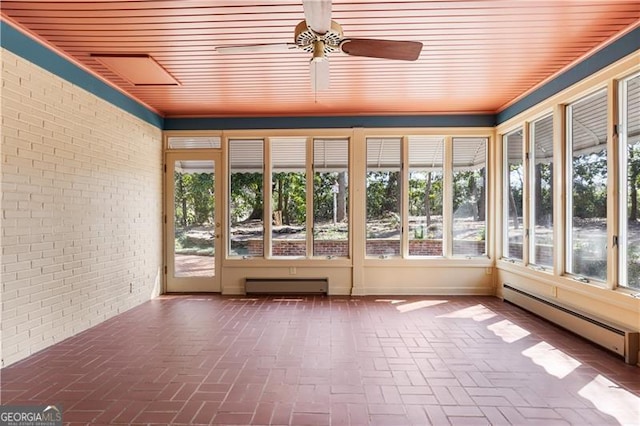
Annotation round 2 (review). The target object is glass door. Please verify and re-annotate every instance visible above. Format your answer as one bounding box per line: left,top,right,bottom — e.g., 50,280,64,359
166,152,221,292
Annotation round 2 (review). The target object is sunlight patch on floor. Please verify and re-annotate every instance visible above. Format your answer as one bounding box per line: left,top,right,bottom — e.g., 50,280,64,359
487,319,531,343
521,341,581,379
437,304,497,321
578,374,640,425
375,299,407,304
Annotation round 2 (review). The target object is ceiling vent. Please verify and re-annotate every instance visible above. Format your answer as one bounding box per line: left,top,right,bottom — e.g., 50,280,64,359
91,54,179,86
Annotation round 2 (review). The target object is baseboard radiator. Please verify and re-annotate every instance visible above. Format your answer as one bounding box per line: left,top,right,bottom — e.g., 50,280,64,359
245,278,328,295
503,284,639,365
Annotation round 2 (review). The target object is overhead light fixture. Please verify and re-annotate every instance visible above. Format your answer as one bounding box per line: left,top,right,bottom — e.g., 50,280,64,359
311,40,326,62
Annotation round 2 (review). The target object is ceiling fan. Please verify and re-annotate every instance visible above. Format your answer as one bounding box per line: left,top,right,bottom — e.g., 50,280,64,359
215,0,423,91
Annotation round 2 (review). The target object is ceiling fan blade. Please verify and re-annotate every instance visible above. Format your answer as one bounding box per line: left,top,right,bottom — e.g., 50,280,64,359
310,59,330,91
303,0,332,34
341,39,423,61
215,43,297,54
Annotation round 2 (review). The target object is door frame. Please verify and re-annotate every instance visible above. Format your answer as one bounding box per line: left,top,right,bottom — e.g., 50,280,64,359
165,151,222,292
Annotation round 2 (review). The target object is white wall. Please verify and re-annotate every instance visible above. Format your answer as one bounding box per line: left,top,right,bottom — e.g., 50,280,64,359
360,264,493,295
1,50,163,367
222,263,353,295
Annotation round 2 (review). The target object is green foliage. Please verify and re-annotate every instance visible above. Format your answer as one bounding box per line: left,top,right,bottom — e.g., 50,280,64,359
366,171,401,219
453,168,485,220
626,142,640,289
408,172,443,216
572,150,607,219
534,162,553,226
628,142,640,222
273,172,306,225
414,225,424,239
174,230,214,256
230,172,263,223
508,163,524,216
174,171,215,228
314,172,348,222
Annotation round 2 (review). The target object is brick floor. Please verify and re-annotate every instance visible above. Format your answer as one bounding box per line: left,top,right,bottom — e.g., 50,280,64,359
1,295,638,425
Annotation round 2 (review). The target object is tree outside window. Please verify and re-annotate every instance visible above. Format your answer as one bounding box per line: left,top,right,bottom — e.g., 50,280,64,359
229,139,264,257
452,138,487,257
408,136,444,256
366,138,401,257
504,129,524,261
313,139,349,257
621,74,640,289
567,90,608,281
530,115,554,269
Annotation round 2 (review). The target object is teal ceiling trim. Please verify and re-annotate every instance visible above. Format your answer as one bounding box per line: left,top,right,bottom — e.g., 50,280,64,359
163,114,496,130
0,20,164,129
497,26,640,124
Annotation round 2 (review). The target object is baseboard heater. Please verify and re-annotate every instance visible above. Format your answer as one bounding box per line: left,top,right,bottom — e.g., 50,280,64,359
245,278,328,295
503,284,639,365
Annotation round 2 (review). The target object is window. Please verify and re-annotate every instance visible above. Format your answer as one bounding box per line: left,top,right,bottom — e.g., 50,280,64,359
229,139,264,257
173,160,215,276
620,74,640,289
530,115,554,269
567,90,608,281
271,138,307,257
452,137,487,257
366,138,401,257
168,136,221,149
408,136,444,256
313,138,349,258
504,129,524,261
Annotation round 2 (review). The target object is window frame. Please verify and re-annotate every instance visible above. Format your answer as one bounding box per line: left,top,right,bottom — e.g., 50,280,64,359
528,113,555,271
565,88,609,283
407,136,446,258
451,136,489,258
502,127,525,262
312,137,351,259
269,136,309,258
618,71,640,290
223,130,492,264
227,137,266,259
365,137,403,259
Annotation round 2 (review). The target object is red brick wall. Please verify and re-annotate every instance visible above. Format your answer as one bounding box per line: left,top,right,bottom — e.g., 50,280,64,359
246,239,487,257
366,239,401,256
314,240,349,257
409,240,444,256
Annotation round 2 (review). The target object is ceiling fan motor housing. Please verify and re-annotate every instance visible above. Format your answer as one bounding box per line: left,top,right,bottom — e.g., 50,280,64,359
294,20,343,54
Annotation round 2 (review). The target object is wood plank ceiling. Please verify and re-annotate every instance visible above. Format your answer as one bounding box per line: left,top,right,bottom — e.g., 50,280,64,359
2,1,639,117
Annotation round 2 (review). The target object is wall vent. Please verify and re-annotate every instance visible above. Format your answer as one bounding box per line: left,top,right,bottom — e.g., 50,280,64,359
503,284,639,365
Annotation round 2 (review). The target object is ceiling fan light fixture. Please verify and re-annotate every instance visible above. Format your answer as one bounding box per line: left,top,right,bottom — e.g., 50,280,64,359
216,0,423,90
311,40,327,62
